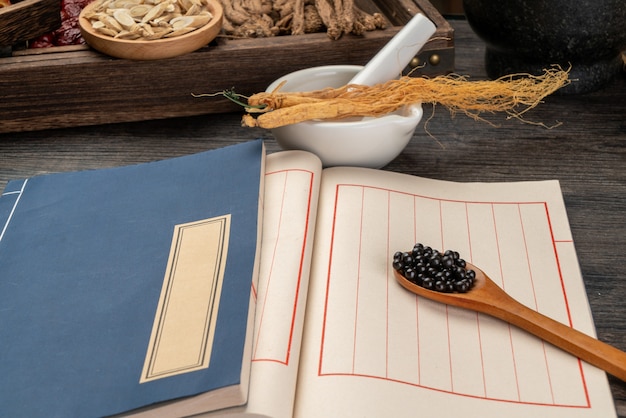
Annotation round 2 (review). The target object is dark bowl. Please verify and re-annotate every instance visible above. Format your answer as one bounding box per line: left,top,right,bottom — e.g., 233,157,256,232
463,0,626,94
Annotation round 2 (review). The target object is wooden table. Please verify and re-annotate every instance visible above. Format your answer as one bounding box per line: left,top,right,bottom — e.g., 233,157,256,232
1,19,625,416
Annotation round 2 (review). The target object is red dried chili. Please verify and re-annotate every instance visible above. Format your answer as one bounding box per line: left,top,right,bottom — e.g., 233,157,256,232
30,0,95,47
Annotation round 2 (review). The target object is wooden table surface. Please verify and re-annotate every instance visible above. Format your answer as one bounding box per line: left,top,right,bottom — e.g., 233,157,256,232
1,19,625,416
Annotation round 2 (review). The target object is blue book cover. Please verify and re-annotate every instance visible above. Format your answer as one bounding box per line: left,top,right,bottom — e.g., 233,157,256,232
0,140,265,418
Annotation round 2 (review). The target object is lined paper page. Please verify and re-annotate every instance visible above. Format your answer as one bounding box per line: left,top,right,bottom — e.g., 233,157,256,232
295,167,615,418
203,151,322,418
253,166,316,365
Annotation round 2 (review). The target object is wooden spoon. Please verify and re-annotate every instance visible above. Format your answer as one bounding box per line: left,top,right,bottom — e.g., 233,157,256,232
394,263,626,382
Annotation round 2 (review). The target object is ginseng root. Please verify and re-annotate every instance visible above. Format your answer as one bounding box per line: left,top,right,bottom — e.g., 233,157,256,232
241,68,571,128
218,0,383,39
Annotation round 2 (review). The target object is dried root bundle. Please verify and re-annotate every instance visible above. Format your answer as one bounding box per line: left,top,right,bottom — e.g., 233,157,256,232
218,0,385,39
241,67,571,128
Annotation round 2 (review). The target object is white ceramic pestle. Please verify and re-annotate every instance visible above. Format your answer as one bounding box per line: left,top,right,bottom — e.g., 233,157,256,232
347,13,437,86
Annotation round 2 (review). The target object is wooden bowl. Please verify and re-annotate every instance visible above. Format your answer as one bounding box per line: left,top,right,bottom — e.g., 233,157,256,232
78,0,222,60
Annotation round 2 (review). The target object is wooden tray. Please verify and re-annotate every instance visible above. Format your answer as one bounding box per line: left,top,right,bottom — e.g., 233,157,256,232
0,0,453,133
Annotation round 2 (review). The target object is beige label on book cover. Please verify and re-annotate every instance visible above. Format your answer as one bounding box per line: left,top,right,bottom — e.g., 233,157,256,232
140,215,231,383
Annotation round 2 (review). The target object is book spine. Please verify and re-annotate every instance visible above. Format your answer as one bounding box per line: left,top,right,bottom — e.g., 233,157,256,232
0,179,27,243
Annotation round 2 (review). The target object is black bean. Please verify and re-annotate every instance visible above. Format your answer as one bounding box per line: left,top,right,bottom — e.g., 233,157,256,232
429,257,442,268
403,268,416,281
414,273,424,286
455,280,470,293
445,281,455,293
442,255,455,269
454,267,466,280
393,243,475,294
434,280,447,292
422,277,435,289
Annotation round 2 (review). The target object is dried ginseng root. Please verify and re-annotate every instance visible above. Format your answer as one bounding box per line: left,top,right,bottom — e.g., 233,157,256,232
241,67,571,129
217,0,384,39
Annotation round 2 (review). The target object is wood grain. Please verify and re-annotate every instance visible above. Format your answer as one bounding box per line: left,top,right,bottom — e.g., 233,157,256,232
0,0,60,45
0,18,624,416
0,0,454,133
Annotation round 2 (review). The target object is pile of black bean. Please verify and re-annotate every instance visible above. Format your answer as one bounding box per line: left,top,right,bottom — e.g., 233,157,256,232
392,243,476,293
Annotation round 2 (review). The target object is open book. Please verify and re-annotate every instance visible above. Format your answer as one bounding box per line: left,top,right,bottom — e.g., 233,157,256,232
204,150,616,417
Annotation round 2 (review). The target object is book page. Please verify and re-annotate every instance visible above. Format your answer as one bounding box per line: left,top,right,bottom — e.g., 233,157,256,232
294,167,616,418
201,151,323,418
